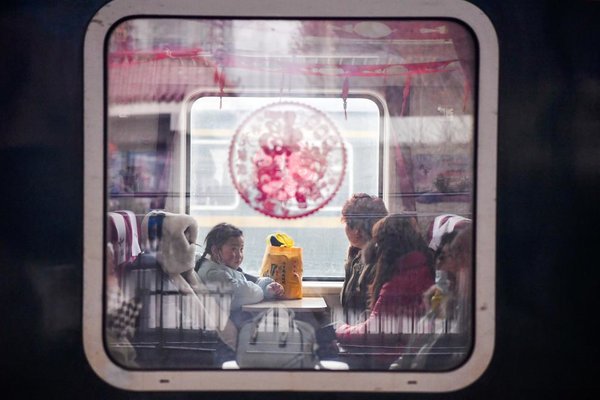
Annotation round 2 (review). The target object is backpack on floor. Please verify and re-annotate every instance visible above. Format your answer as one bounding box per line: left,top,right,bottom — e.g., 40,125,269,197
236,307,319,369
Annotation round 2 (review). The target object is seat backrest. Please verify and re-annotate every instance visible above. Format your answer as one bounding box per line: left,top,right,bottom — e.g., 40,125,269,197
107,210,142,272
132,210,233,332
139,210,198,276
427,214,470,252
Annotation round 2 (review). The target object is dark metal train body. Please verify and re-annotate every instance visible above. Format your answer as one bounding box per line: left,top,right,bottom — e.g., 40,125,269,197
0,0,597,398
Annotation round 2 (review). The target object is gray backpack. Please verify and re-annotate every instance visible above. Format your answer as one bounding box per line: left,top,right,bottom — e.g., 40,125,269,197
236,307,319,369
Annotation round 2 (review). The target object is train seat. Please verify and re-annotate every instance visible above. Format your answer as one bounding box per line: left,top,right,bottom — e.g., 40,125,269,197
107,209,233,368
107,210,142,281
427,213,470,252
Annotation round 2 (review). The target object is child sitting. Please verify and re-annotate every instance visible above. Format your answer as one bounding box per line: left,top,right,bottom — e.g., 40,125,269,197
195,222,284,364
195,222,284,314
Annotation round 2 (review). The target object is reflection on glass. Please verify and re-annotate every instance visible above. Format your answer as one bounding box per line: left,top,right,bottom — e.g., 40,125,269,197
104,18,475,373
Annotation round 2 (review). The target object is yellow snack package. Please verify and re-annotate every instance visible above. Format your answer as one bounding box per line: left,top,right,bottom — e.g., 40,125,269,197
259,233,303,299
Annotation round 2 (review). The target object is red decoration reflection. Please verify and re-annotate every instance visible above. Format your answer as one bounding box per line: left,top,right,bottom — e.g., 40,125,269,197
229,102,346,219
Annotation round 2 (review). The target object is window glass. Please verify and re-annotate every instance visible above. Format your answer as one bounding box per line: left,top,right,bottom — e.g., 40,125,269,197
189,96,381,277
96,13,490,387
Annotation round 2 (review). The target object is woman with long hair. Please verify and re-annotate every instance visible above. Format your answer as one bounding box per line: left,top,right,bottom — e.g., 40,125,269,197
336,213,433,344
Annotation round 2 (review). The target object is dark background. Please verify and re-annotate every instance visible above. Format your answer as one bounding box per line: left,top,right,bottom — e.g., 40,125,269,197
1,0,597,398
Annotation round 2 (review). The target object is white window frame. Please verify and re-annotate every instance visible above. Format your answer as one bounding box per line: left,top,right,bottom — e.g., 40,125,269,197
185,94,382,279
84,0,497,392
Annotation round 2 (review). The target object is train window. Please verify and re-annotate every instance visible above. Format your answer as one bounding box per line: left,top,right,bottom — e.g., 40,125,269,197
188,96,381,278
84,0,497,393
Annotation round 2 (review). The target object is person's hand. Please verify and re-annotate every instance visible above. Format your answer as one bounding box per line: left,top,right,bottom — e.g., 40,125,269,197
422,284,452,318
422,284,440,308
266,282,284,298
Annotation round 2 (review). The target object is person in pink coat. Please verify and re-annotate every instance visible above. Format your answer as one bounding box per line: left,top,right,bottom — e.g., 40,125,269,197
336,213,433,345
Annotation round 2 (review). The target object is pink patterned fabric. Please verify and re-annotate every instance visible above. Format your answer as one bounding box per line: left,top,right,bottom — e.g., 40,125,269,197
108,211,141,270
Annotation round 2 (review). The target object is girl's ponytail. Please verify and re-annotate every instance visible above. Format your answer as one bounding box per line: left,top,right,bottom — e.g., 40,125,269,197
194,248,209,272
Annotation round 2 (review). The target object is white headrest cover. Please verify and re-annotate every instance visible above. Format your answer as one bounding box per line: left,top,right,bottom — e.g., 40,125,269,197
141,211,198,274
428,214,470,251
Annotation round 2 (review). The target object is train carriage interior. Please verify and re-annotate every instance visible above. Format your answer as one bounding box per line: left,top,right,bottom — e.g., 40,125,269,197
100,16,487,376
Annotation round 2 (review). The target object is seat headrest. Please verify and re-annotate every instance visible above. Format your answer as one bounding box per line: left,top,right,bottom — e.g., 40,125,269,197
427,214,471,251
140,210,198,274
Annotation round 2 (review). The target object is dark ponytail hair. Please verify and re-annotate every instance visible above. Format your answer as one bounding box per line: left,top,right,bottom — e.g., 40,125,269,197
194,223,243,271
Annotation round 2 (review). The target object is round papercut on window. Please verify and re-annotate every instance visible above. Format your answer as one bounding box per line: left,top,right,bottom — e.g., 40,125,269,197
229,101,347,219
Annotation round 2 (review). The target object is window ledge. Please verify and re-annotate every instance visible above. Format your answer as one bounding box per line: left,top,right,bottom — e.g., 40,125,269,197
302,280,342,296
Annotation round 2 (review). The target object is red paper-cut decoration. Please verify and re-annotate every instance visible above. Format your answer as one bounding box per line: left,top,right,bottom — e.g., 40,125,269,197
229,102,347,219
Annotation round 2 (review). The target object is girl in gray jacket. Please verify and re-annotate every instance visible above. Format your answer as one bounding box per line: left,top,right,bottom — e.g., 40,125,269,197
195,223,284,364
195,223,283,311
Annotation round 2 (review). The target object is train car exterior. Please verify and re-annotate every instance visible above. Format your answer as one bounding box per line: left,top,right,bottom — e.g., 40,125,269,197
0,0,597,399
